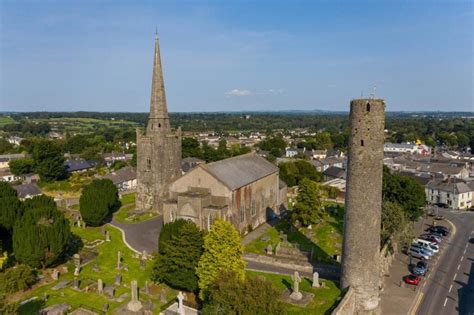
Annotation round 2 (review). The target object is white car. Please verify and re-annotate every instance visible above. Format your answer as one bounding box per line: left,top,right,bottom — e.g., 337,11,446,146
414,239,440,253
409,247,431,260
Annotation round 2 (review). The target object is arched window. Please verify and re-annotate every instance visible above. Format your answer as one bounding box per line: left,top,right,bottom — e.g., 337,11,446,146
158,123,161,128
361,140,364,147
366,103,371,112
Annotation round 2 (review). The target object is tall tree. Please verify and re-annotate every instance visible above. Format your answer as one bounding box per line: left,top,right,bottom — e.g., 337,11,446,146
80,179,120,226
8,158,34,176
291,178,325,226
151,220,204,292
196,220,245,299
32,140,66,182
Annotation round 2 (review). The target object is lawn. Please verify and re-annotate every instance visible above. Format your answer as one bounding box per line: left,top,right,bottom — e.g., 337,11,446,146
0,115,15,126
18,225,177,314
30,117,139,134
246,270,341,315
113,193,158,224
245,202,344,265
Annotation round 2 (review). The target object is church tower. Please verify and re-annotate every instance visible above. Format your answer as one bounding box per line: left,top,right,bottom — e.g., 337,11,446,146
135,33,182,212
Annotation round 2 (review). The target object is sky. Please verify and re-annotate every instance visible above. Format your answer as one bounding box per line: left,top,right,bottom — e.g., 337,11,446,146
1,0,473,112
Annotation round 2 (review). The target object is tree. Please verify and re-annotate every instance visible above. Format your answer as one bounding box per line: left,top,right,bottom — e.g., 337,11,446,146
196,220,246,299
0,197,23,232
8,158,34,176
158,219,188,251
0,264,37,294
32,140,66,182
279,160,321,187
182,137,203,159
258,135,287,152
202,271,284,315
13,196,70,268
151,220,204,292
0,138,14,154
80,179,120,226
381,201,407,246
291,178,325,226
0,182,17,199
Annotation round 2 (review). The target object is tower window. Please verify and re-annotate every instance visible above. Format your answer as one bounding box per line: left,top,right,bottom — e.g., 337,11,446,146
366,103,371,112
158,123,161,128
147,158,152,170
361,140,364,146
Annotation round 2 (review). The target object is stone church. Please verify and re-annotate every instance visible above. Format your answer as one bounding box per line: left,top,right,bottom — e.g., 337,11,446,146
163,152,287,234
136,35,287,232
135,34,182,212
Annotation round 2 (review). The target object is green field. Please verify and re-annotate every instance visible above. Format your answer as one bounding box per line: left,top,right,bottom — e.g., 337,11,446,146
0,115,15,126
29,117,140,134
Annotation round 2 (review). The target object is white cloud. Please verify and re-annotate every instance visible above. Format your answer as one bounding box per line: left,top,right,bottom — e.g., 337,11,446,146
268,89,284,95
225,89,252,96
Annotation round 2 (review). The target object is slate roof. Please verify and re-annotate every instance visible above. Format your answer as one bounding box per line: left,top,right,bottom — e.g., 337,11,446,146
427,179,473,194
103,167,136,184
323,166,346,179
201,152,278,190
64,160,96,172
13,183,42,198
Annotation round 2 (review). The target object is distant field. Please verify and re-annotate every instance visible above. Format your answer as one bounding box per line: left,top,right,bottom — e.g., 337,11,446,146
0,115,15,126
31,117,140,133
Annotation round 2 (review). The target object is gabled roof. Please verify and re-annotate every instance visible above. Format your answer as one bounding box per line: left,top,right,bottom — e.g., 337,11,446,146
13,183,41,198
323,166,346,179
427,179,473,194
200,152,278,190
103,167,136,184
64,160,96,172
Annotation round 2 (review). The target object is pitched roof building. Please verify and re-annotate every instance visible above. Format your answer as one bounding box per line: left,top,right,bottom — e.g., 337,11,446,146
426,179,473,210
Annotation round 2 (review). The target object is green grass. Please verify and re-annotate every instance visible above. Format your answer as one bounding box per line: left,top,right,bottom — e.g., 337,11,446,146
19,225,177,314
30,117,139,134
246,270,341,315
245,203,344,265
113,193,158,224
0,115,15,126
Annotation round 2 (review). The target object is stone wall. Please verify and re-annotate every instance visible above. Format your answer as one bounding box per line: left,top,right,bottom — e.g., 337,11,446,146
332,287,356,315
243,253,313,273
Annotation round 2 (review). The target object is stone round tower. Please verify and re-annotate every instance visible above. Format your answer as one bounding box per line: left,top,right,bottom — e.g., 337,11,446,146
341,98,385,314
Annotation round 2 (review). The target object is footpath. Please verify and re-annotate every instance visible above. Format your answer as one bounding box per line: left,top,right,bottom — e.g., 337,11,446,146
380,217,454,315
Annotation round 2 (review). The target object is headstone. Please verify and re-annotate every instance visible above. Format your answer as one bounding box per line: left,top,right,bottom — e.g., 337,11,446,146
275,242,281,255
142,250,147,260
312,272,320,288
115,274,122,286
73,278,80,290
177,291,185,315
101,226,106,235
104,285,115,298
127,280,143,312
102,304,109,312
307,224,312,230
73,253,81,267
52,269,60,280
265,244,273,255
140,259,146,270
124,265,129,271
160,289,167,303
289,271,302,300
144,281,149,295
92,264,100,273
105,230,111,242
97,279,103,294
74,267,80,276
43,292,48,302
117,251,122,270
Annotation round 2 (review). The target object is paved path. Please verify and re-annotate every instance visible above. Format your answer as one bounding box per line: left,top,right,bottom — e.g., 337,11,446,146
110,216,163,254
246,260,340,281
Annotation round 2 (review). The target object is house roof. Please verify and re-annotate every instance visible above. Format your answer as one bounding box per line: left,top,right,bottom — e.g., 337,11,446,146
103,167,136,185
323,166,346,179
13,183,41,198
427,179,473,194
64,160,96,172
201,152,278,190
384,143,417,149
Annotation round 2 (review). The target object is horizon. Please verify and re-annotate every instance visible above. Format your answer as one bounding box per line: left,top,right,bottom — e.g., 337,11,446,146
1,1,473,112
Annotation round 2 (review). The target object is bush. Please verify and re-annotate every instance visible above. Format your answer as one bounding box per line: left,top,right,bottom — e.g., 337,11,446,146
0,182,17,199
80,179,120,226
0,265,37,294
8,158,34,176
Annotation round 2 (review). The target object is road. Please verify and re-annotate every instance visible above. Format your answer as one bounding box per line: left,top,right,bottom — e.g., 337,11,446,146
110,215,163,254
417,209,474,315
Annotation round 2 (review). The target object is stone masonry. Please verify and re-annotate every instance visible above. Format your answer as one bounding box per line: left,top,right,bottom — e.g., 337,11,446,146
341,99,385,314
136,33,182,213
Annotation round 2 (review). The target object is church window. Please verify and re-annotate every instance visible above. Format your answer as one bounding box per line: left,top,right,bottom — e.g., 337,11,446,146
360,140,364,147
158,123,161,128
240,205,245,223
251,199,256,217
366,103,371,112
146,158,152,170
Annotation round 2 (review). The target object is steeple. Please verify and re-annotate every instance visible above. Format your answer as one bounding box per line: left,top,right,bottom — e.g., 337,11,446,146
147,31,170,132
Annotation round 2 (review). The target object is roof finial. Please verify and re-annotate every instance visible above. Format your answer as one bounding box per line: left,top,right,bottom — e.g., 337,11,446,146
155,27,158,40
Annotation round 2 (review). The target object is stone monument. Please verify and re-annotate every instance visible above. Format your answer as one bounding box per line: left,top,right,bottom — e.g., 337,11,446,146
117,251,122,270
177,291,185,315
290,271,302,300
312,272,320,288
341,99,385,314
127,280,143,312
97,279,103,294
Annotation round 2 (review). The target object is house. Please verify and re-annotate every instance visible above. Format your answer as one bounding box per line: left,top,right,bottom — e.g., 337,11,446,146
7,136,23,146
285,147,299,158
384,143,418,154
426,179,473,210
312,150,327,160
13,183,42,200
181,157,205,173
311,157,344,172
0,153,28,169
103,167,137,191
64,160,96,173
163,152,287,234
103,152,129,167
0,169,21,182
323,166,346,181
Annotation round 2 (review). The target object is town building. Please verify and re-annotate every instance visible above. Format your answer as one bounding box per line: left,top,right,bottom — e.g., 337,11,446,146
163,152,286,234
426,179,473,210
0,169,21,182
13,183,42,200
103,167,137,191
64,160,96,173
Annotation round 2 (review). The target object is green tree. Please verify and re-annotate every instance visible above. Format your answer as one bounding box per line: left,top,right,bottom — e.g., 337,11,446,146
202,271,284,315
0,264,37,294
182,137,203,159
80,179,120,226
0,138,14,154
8,158,34,176
291,178,325,226
32,140,66,182
151,220,204,292
0,197,23,232
196,220,246,299
258,135,287,152
381,201,407,246
0,182,17,199
13,197,70,268
158,219,188,251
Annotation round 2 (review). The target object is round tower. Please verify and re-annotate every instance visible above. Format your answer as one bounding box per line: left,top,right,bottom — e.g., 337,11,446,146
341,98,385,314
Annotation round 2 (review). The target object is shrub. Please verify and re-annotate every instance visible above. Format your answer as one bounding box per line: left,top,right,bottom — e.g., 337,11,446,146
0,265,37,294
80,179,120,226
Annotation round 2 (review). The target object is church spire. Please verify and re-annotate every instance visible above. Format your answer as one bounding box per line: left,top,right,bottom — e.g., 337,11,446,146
147,31,170,132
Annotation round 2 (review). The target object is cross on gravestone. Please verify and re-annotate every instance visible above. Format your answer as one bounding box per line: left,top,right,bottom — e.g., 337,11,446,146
97,279,103,294
312,272,320,288
115,274,122,286
289,271,303,300
177,291,185,315
127,280,143,312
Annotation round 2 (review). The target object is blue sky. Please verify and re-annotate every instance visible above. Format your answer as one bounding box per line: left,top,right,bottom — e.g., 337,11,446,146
1,0,472,112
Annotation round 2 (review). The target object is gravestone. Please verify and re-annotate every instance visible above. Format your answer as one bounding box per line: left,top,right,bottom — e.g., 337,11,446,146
92,264,100,273
104,285,115,298
117,251,122,270
312,272,320,288
102,304,109,312
52,269,60,280
52,280,70,290
74,267,80,276
160,289,167,303
140,259,146,270
97,279,103,294
115,274,122,286
275,242,281,256
73,254,81,267
177,291,185,315
101,226,106,235
261,235,270,242
73,278,80,290
144,281,149,295
127,280,143,312
290,271,302,300
142,250,148,260
43,292,48,302
105,230,111,242
265,244,273,255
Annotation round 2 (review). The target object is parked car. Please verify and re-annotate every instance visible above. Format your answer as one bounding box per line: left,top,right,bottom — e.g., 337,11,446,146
404,274,422,285
429,226,449,236
412,261,429,276
414,239,439,253
408,247,431,260
419,235,439,245
434,215,445,221
410,244,434,256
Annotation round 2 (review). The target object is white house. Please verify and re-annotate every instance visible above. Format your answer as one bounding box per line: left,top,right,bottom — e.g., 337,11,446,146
285,147,299,158
0,169,21,183
426,179,473,210
103,167,137,191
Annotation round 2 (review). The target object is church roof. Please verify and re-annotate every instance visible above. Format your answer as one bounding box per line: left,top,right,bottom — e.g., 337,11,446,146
201,152,278,190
